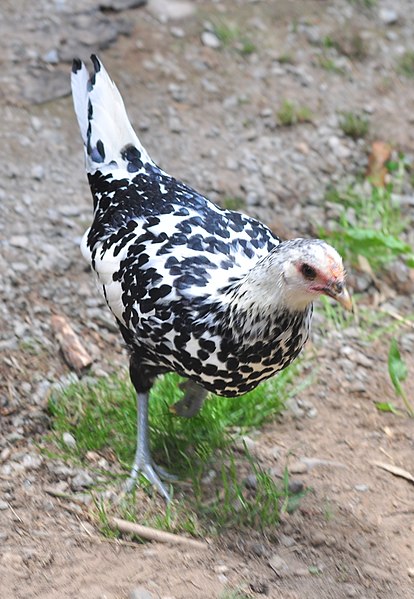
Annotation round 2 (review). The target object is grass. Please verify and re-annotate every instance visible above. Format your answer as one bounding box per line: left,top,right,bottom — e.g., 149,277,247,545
339,111,370,139
397,51,414,78
48,365,306,533
388,338,414,417
320,158,413,271
212,20,256,56
318,56,345,75
277,100,313,127
221,196,247,211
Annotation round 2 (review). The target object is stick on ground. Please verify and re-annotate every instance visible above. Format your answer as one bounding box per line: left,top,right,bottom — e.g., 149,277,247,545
108,517,208,550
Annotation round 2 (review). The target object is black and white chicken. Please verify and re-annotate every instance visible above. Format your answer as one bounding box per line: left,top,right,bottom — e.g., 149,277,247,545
71,55,352,501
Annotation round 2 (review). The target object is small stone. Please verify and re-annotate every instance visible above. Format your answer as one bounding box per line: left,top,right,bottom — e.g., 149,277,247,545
244,473,257,490
288,479,304,494
22,453,42,470
0,500,9,510
379,8,398,25
62,432,77,449
343,583,358,597
147,0,195,21
354,484,369,493
129,587,154,599
250,580,269,594
42,49,59,64
201,31,221,49
407,567,414,578
289,461,308,475
268,554,290,577
31,165,45,180
168,116,182,133
71,471,94,491
128,587,153,599
279,534,295,548
309,531,326,547
250,542,268,557
214,564,229,574
170,26,184,38
10,235,29,249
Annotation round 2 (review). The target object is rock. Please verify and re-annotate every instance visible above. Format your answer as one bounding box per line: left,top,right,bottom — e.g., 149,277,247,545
22,453,42,470
147,0,195,21
250,580,269,594
289,461,308,475
62,432,77,449
100,0,147,11
129,587,154,599
309,531,326,547
249,542,269,557
343,583,358,597
407,567,414,578
170,26,185,38
288,479,304,494
42,49,59,64
0,500,9,510
354,484,369,492
244,473,257,490
268,554,290,577
379,8,398,25
201,31,221,49
71,471,94,491
279,534,295,548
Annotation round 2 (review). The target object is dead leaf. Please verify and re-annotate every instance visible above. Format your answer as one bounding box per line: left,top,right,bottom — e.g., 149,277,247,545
372,461,414,484
366,141,392,187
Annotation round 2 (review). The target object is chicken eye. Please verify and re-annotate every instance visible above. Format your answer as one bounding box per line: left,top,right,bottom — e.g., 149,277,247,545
300,263,317,280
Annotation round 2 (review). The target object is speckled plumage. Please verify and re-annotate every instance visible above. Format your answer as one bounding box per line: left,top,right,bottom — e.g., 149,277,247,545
71,56,315,398
72,56,349,498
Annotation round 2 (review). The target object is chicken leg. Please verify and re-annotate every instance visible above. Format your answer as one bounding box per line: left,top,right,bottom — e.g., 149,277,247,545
125,391,173,502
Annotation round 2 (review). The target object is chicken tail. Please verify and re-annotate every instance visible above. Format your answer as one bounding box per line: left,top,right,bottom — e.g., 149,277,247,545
71,55,153,174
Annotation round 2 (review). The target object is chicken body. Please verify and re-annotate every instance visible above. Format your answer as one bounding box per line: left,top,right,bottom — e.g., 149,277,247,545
71,56,350,500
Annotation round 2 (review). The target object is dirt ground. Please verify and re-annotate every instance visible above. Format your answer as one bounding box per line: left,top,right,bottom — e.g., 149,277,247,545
1,1,414,598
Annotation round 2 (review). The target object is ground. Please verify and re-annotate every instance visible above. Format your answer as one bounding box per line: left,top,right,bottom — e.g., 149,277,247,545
1,0,414,598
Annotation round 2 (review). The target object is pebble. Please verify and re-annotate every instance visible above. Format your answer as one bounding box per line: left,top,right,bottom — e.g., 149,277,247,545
309,531,326,547
354,484,369,493
201,31,221,49
0,500,9,510
268,554,290,577
62,432,77,449
279,534,295,548
71,471,94,491
129,587,154,599
288,479,304,494
42,49,59,64
379,8,398,25
408,567,414,578
289,461,308,475
31,165,45,180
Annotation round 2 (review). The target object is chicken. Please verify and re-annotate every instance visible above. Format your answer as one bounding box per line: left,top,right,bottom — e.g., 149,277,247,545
71,55,352,501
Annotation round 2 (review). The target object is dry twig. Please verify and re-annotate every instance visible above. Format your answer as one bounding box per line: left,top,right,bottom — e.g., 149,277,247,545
108,517,208,550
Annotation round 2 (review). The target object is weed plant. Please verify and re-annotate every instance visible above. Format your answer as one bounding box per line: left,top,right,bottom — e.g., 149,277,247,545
48,366,304,533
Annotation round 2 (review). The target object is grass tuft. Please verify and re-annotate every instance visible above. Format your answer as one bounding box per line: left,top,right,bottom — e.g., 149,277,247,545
397,51,414,78
212,20,256,56
277,100,313,127
47,366,306,533
339,111,369,139
320,159,413,271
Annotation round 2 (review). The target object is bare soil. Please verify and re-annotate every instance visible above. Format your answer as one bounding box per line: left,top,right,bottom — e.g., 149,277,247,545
1,1,413,598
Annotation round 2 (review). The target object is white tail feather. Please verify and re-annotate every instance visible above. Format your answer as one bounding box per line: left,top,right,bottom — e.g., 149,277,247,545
71,55,152,173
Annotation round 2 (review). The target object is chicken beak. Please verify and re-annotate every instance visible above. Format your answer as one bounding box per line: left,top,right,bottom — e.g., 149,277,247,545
330,283,353,312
